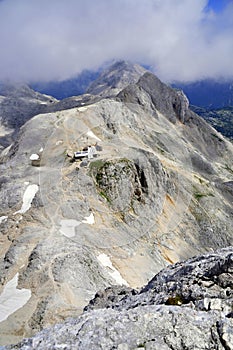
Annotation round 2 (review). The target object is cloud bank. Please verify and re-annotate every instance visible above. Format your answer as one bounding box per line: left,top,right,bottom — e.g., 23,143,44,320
0,0,233,82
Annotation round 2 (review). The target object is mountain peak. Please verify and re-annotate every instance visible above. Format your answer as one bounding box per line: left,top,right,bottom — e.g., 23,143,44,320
118,71,190,123
86,60,147,97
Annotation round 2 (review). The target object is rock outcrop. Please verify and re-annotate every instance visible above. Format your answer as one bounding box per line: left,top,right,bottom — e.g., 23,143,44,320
0,62,232,345
4,247,233,349
118,72,191,123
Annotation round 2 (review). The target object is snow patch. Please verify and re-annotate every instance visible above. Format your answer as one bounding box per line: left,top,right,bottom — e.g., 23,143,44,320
14,185,39,215
0,273,31,323
0,144,12,157
0,216,8,225
97,253,129,286
0,125,12,137
39,147,44,152
29,154,40,161
82,213,95,225
56,140,63,146
86,130,102,142
60,219,81,238
60,214,95,237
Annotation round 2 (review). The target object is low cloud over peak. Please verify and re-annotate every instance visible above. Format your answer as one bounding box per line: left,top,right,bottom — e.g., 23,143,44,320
0,0,233,83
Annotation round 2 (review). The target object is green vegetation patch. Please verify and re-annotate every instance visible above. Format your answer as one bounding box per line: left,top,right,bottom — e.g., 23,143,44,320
89,158,134,205
88,159,106,172
165,295,184,306
193,185,214,201
194,192,214,200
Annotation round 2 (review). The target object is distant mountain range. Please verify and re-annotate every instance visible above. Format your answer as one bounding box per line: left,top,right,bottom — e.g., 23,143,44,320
1,62,232,145
29,66,233,110
172,80,233,141
173,79,233,109
30,70,100,100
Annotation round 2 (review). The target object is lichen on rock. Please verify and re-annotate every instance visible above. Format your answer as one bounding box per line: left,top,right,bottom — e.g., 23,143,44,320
90,158,147,212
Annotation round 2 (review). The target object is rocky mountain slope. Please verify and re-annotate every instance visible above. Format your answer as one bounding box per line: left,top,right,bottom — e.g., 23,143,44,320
30,65,233,110
4,247,233,349
86,60,147,97
0,62,232,346
0,62,146,150
0,84,57,149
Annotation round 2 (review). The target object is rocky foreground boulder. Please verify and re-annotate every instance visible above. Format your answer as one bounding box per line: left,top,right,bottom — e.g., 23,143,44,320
3,247,233,349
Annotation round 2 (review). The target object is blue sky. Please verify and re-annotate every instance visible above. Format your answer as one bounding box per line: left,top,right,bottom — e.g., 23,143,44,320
0,0,233,82
207,0,231,12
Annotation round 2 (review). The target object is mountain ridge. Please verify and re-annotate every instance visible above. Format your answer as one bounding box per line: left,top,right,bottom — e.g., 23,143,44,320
0,61,232,346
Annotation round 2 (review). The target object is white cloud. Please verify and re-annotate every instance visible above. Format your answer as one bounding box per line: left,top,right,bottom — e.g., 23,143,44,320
0,0,233,82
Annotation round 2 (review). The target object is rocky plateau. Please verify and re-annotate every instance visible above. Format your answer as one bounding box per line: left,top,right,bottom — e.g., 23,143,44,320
0,61,232,347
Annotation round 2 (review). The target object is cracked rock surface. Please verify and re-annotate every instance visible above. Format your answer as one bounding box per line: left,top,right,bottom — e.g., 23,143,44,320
4,247,233,350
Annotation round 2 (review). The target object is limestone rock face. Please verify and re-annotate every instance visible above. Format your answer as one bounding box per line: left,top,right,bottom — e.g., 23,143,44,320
86,246,233,313
90,157,160,213
0,84,57,129
4,247,233,350
0,63,233,345
87,60,147,97
118,72,191,123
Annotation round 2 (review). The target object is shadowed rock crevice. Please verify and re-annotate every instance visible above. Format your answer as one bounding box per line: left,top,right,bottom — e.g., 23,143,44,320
134,163,148,195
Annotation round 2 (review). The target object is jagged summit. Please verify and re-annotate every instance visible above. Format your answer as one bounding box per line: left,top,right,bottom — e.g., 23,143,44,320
118,71,190,123
86,60,147,97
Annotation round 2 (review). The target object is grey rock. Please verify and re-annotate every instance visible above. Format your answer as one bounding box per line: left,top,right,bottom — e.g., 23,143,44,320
4,306,225,350
4,247,233,350
87,60,147,97
217,318,233,350
118,72,192,123
0,84,57,146
190,152,215,175
0,65,233,345
86,247,233,313
89,158,149,212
